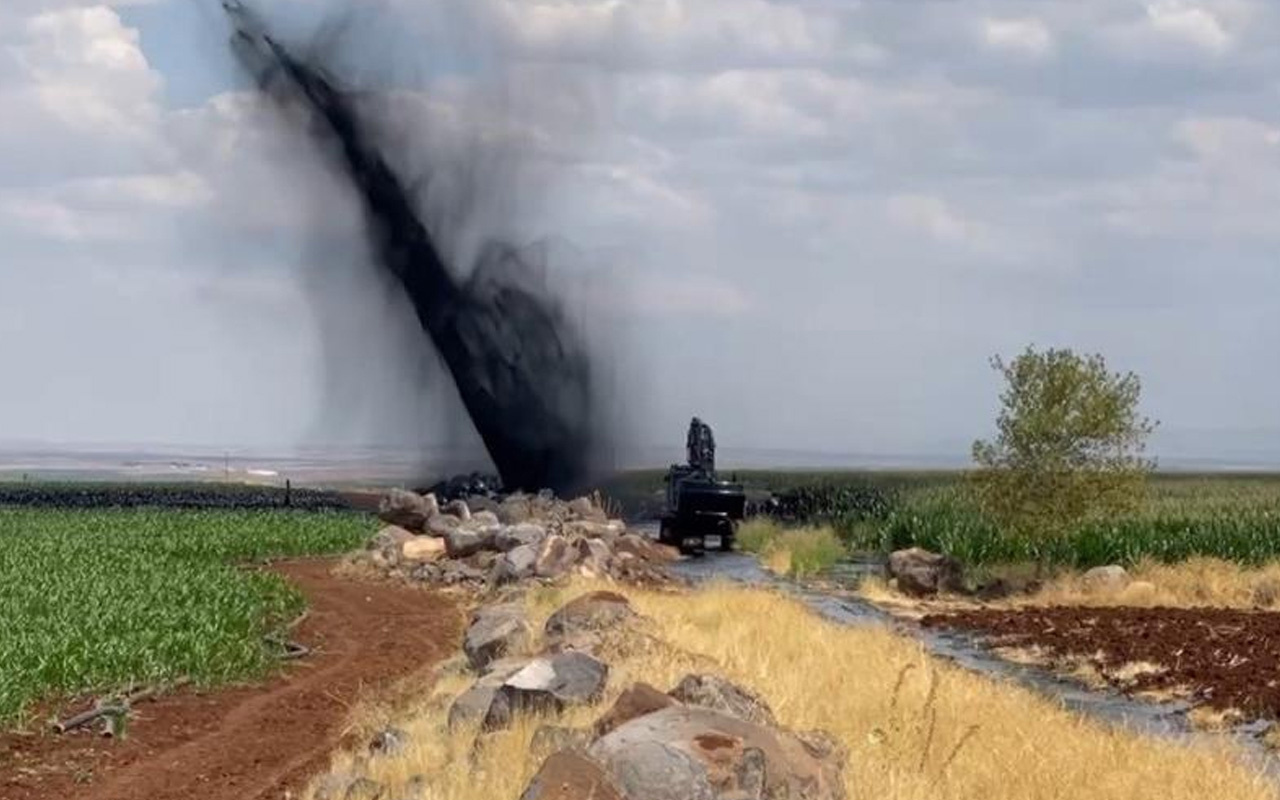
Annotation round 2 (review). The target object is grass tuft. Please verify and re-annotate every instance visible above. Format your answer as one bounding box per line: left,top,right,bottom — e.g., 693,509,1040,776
736,519,843,577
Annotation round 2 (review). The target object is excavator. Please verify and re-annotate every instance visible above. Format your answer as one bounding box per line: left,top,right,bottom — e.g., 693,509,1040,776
658,418,746,554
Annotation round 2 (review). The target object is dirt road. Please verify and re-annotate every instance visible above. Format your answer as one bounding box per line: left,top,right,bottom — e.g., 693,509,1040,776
923,605,1280,718
0,560,461,800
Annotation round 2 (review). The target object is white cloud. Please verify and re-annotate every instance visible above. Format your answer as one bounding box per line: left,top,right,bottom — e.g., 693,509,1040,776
887,193,984,246
1173,115,1280,160
981,17,1054,57
421,0,882,71
1145,2,1231,52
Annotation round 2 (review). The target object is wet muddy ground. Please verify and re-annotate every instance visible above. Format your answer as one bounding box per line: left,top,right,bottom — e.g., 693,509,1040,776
921,606,1280,718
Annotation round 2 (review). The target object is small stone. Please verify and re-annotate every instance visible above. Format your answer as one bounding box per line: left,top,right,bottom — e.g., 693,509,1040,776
444,499,472,521
545,592,635,642
668,674,776,727
498,496,534,524
530,724,595,755
441,562,487,584
568,497,608,522
369,727,409,757
494,543,539,584
564,520,623,543
464,603,533,671
426,513,464,538
594,682,676,738
536,535,577,579
572,538,612,578
614,533,680,564
369,525,414,555
409,563,442,583
519,751,623,800
312,773,356,800
495,523,547,552
471,510,501,528
343,777,386,800
446,528,495,559
401,537,446,563
1082,565,1130,592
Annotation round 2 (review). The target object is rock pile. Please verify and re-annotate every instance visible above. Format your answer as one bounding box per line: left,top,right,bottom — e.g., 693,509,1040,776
453,592,848,800
315,591,848,800
363,490,679,589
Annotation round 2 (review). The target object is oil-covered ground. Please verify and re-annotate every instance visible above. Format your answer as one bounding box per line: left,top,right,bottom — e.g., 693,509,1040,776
922,606,1280,718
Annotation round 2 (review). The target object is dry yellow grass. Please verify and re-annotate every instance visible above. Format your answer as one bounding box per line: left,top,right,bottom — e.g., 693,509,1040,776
860,557,1280,613
1029,558,1280,609
306,581,1278,800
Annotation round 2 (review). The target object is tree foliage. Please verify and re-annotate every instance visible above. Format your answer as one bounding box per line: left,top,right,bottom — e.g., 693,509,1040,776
970,347,1157,548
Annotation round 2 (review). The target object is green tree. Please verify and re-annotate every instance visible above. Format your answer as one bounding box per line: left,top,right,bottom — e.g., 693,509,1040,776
970,347,1157,567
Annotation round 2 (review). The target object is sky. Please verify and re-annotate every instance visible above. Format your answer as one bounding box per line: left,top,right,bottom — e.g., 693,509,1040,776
2,0,1280,467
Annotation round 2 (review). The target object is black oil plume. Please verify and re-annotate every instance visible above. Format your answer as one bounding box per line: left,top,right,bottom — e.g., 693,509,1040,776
223,1,595,493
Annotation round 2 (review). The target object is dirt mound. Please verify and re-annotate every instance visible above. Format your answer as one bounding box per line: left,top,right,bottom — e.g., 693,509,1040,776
0,560,460,800
923,606,1280,717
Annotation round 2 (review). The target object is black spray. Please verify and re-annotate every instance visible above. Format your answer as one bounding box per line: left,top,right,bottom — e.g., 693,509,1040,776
223,2,596,494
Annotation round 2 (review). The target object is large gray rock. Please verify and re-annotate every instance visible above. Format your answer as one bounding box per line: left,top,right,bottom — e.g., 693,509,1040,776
588,706,846,800
378,490,437,532
470,510,501,528
888,548,964,597
369,525,414,561
484,651,609,730
463,603,532,671
426,513,464,538
448,657,529,730
520,751,624,800
495,523,548,552
445,527,497,558
545,591,635,643
669,674,776,727
493,543,540,584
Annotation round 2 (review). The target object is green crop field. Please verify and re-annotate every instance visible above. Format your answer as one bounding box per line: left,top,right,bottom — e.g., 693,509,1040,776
0,508,374,726
603,469,1280,571
871,476,1280,569
680,470,1280,570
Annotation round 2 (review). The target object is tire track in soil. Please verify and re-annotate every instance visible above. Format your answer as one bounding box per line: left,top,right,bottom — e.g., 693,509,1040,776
0,559,461,800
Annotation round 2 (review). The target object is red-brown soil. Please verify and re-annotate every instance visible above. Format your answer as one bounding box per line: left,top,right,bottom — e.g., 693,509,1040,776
0,559,461,800
922,606,1280,717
